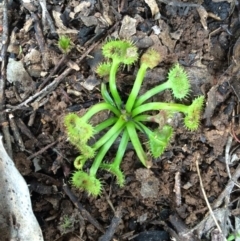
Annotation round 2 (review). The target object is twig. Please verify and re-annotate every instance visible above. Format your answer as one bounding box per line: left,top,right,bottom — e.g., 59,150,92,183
15,118,39,144
168,214,194,240
174,171,182,207
38,55,68,91
7,39,102,111
231,126,240,143
0,4,3,43
62,183,105,233
9,114,25,151
103,188,115,213
98,207,122,241
225,135,233,179
225,132,240,188
213,164,240,209
39,30,102,91
0,0,12,157
157,0,200,7
27,140,58,160
7,67,72,110
31,12,49,70
42,17,110,92
28,110,37,126
211,229,226,241
195,153,227,241
79,40,101,61
186,207,229,239
231,123,240,144
39,0,57,36
230,108,240,143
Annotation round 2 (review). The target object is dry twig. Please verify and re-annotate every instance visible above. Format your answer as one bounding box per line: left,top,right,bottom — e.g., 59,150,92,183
9,113,25,151
27,140,58,160
15,117,39,143
7,67,72,110
31,12,49,70
0,0,12,157
225,135,233,180
103,188,115,213
157,0,200,7
174,171,182,207
38,55,68,91
7,39,101,111
62,183,105,233
98,208,122,241
39,0,57,36
195,153,227,241
213,164,240,209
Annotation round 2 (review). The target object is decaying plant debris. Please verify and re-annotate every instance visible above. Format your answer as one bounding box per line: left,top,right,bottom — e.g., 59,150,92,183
1,0,240,240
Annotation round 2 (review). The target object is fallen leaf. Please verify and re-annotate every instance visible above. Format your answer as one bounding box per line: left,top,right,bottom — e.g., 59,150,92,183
144,0,161,19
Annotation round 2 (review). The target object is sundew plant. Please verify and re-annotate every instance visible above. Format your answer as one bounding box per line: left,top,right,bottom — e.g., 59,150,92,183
64,40,204,196
58,35,72,53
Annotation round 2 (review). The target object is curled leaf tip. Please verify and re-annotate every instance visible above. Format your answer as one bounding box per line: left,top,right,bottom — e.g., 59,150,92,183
74,155,88,169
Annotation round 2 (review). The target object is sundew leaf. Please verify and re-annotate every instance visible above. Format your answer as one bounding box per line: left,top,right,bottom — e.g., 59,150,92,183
148,125,173,158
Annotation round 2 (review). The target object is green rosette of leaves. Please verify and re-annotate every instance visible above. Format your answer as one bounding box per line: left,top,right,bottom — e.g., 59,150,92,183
64,39,204,196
